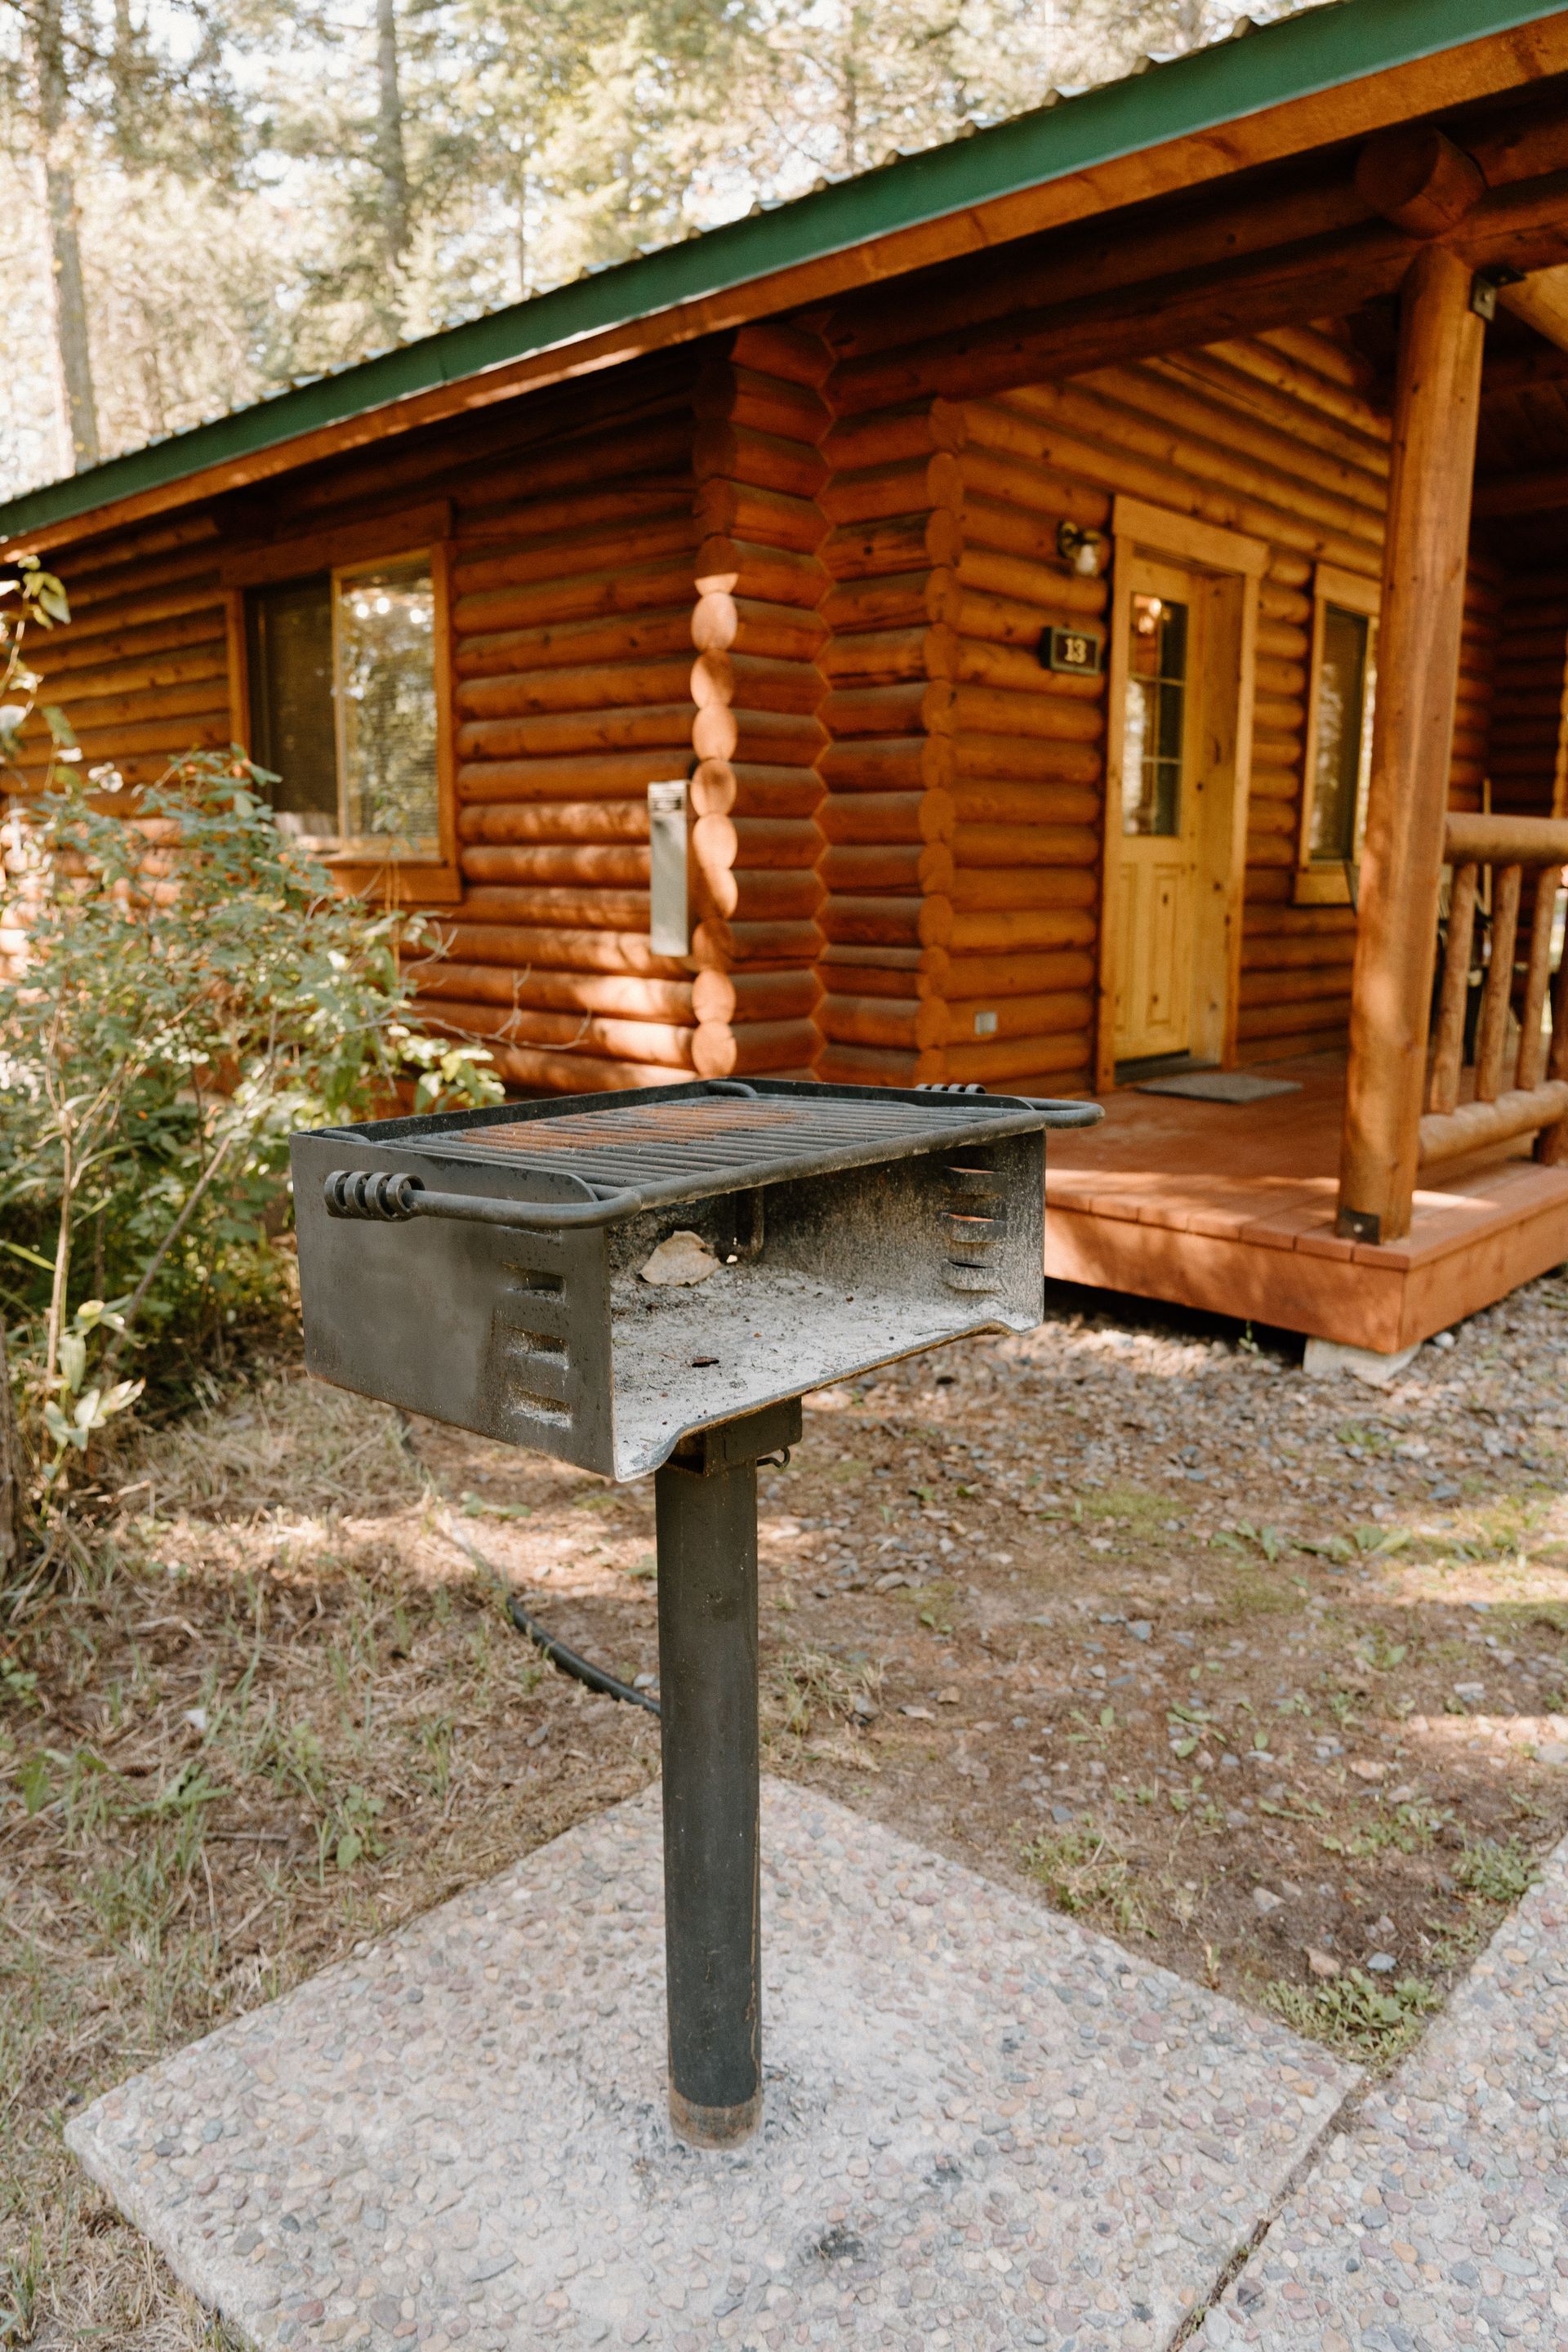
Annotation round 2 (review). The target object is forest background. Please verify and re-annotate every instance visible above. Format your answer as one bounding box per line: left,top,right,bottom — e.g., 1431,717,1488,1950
0,0,1322,503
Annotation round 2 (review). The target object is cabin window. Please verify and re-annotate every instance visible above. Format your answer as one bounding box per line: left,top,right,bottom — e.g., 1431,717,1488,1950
245,550,440,858
1296,565,1379,905
1123,591,1189,836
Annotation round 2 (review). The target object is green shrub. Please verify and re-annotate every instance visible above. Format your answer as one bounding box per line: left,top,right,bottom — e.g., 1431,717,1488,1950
0,760,499,1494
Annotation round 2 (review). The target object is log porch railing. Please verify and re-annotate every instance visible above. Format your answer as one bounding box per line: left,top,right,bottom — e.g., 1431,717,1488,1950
1419,813,1568,1169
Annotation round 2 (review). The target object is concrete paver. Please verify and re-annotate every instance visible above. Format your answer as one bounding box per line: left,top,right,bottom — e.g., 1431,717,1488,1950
1192,1842,1568,2351
68,1780,1352,2351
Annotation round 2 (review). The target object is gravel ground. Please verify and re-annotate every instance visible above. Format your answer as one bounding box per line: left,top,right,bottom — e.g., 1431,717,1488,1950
7,1267,1568,2341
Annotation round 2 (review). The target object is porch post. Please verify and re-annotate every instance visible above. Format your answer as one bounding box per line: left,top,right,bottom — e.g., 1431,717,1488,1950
1336,245,1487,1245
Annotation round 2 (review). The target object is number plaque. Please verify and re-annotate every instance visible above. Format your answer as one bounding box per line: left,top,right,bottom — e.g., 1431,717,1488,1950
1039,625,1104,676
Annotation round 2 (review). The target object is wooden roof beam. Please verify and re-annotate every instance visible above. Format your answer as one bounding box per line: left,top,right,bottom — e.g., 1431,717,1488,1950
1497,262,1568,353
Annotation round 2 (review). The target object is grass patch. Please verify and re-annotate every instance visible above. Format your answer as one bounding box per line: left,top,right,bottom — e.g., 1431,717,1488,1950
1453,1837,1540,1906
765,1646,881,1743
1264,1968,1440,2066
1021,1820,1147,1937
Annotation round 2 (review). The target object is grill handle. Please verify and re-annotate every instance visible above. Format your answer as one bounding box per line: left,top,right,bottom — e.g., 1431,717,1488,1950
323,1168,631,1232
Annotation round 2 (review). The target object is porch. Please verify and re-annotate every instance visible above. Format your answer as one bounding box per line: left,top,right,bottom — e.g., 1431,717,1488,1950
1043,1052,1568,1354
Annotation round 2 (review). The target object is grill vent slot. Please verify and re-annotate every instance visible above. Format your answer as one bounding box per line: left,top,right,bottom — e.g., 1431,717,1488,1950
493,1265,572,1424
942,1160,1005,1293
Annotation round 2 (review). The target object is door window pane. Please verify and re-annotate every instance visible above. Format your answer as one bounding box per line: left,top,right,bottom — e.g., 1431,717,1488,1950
336,557,439,852
1309,604,1374,866
246,574,337,836
1124,592,1188,837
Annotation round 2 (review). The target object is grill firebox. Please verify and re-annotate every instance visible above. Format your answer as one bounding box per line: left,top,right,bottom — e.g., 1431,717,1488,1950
291,1078,1097,2145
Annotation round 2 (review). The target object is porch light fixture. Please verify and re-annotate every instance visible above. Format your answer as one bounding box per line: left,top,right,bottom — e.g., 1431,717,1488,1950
1057,520,1109,577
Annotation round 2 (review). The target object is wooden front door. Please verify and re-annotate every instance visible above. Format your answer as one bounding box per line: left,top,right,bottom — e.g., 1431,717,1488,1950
1113,555,1206,1062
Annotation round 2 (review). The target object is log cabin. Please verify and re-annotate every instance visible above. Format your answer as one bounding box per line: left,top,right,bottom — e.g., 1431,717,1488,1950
7,0,1568,1359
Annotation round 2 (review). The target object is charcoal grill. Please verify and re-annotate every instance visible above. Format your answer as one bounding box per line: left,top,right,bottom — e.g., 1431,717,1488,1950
291,1078,1097,2146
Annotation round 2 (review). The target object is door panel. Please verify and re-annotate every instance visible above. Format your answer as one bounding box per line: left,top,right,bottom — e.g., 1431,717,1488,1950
1114,558,1204,1062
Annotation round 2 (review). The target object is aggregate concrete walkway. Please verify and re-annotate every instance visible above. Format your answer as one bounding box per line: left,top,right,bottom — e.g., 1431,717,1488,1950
1192,1845,1568,2352
68,1780,1353,2352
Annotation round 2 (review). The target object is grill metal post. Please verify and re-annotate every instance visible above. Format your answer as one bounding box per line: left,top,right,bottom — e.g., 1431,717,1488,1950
653,1398,797,2148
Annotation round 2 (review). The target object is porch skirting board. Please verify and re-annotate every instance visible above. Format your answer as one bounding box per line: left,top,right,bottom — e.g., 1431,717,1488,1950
1044,1159,1568,1354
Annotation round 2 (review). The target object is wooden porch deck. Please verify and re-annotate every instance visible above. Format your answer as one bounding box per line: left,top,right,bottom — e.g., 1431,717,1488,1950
1042,1054,1568,1353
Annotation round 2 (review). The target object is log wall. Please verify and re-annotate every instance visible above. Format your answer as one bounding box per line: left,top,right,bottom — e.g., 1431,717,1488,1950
1487,564,1568,822
6,310,1528,1100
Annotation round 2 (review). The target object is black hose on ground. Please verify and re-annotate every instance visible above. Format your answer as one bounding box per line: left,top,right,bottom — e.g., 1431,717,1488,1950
505,1592,662,1718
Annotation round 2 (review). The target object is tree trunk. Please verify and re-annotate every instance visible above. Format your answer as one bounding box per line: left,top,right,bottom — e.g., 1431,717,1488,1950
375,0,411,339
0,1321,27,1580
32,0,100,471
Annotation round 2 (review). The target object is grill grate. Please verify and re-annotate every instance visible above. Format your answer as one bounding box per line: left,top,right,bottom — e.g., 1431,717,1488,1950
405,1093,1011,1196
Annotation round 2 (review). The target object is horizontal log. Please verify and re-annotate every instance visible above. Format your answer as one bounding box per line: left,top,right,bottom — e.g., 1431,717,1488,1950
819,452,963,527
458,800,648,844
822,842,953,893
457,706,693,762
955,638,1104,700
457,479,693,555
1237,961,1355,1007
418,1000,696,1068
820,624,954,685
708,868,825,924
1205,334,1392,444
944,1031,1089,1082
454,555,695,638
818,399,966,471
14,672,226,733
953,684,1103,744
478,1043,680,1094
690,593,828,662
1255,621,1311,662
956,545,1107,612
818,735,955,794
25,643,226,709
11,712,229,763
819,947,942,998
690,915,824,969
457,656,693,720
1247,800,1297,839
461,844,648,887
693,421,826,501
692,1017,820,1079
950,867,1097,912
1236,995,1351,1040
954,733,1103,787
690,650,826,717
1245,835,1297,869
457,751,693,805
692,813,822,872
693,359,830,440
691,969,821,1022
818,568,960,634
945,947,1095,997
449,409,695,517
1250,767,1300,801
420,920,687,976
1445,813,1568,864
950,906,1098,953
822,679,956,739
32,606,229,680
951,780,1098,827
39,583,225,653
820,893,953,948
956,583,1108,649
729,318,833,389
818,993,946,1050
958,441,1111,531
953,822,1098,867
694,478,826,555
818,790,954,845
1243,902,1357,936
1089,359,1387,521
1254,657,1308,699
694,535,827,609
454,604,695,682
453,511,693,599
1152,347,1391,480
815,1041,936,1087
1258,581,1314,626
819,511,963,581
455,884,649,929
689,759,824,819
1243,928,1355,970
691,706,826,765
62,542,220,612
409,961,693,1020
1419,1081,1568,1166
947,988,1092,1041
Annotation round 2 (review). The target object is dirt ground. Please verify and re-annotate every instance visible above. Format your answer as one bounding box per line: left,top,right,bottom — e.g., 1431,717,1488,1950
6,1271,1568,2345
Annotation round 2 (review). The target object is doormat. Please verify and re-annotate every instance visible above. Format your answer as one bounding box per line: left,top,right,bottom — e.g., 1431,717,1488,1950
1135,1071,1303,1103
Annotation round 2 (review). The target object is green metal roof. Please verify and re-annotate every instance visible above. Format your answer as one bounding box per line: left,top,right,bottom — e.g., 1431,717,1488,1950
2,0,1558,545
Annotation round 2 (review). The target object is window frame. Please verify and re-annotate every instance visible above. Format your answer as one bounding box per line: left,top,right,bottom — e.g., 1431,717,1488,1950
1294,562,1380,908
223,500,460,905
